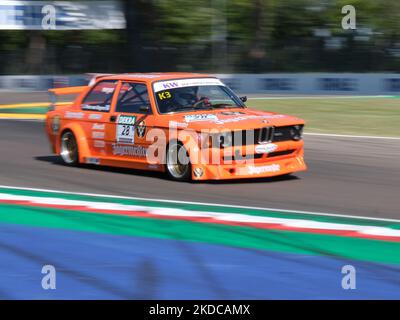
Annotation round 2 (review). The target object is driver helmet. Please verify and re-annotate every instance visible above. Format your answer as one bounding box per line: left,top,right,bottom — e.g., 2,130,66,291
174,87,197,107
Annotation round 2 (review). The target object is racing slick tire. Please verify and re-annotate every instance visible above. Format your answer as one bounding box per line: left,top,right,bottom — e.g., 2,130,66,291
166,141,192,181
60,130,79,166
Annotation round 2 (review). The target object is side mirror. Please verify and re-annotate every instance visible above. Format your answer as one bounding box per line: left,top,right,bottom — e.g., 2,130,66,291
240,96,247,103
140,105,150,113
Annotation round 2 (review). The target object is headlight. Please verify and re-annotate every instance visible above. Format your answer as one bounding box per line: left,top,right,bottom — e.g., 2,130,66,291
291,125,303,141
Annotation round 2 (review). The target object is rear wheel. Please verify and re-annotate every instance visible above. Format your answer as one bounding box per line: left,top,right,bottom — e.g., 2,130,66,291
166,141,191,181
60,131,79,166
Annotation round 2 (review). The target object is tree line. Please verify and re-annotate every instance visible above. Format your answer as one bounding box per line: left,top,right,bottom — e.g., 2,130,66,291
0,0,399,74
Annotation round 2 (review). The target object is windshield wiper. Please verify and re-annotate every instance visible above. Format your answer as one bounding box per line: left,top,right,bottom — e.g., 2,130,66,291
167,105,207,113
167,103,232,113
167,105,193,111
210,103,235,109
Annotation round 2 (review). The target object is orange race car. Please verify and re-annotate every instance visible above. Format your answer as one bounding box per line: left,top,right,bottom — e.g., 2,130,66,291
45,73,307,181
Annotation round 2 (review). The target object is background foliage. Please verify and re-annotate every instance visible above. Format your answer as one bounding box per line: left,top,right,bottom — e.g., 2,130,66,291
0,0,399,74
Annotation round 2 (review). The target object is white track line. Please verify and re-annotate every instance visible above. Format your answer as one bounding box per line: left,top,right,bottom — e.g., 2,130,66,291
0,118,43,122
1,192,399,238
0,185,399,223
248,95,395,100
304,133,400,140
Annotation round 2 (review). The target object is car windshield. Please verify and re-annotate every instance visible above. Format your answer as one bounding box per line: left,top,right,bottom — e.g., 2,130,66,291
154,84,244,114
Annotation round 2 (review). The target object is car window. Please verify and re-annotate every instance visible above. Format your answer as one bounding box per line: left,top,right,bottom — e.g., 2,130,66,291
116,82,151,114
81,80,117,112
155,85,242,114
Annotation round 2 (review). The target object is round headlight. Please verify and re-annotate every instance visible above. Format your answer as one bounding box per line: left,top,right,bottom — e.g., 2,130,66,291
291,125,303,141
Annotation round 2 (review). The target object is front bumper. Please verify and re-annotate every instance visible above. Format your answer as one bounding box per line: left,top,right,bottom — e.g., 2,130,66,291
190,143,307,180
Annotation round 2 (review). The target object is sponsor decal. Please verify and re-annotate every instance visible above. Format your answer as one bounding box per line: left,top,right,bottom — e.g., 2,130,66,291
214,114,285,125
157,91,172,100
385,78,400,92
193,167,204,178
262,78,296,91
184,114,218,123
92,131,105,139
88,114,103,120
112,144,147,157
318,78,357,91
51,116,60,134
65,111,84,119
0,1,126,31
214,115,256,124
118,115,136,125
169,121,188,128
255,143,278,154
93,140,105,148
85,157,100,165
148,164,160,169
116,115,136,144
247,164,281,175
101,87,115,94
136,120,146,138
92,123,105,130
220,111,245,116
153,78,225,92
82,104,110,112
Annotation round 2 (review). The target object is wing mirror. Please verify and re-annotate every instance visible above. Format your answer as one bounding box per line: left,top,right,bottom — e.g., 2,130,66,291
140,105,150,113
240,96,247,103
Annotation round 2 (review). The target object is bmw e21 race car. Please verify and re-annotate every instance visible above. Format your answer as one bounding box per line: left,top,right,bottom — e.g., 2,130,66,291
46,73,307,181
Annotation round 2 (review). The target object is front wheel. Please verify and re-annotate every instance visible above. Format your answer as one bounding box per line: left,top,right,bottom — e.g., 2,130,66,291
60,131,79,166
166,141,191,181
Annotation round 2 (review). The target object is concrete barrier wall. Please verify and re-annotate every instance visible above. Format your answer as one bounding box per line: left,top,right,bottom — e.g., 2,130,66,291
0,75,89,92
216,73,400,95
1,73,400,95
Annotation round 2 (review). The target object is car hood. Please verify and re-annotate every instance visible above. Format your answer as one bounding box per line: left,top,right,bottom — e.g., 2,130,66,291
161,107,304,131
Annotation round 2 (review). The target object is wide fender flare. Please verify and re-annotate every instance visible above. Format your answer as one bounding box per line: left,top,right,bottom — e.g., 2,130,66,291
149,129,201,166
175,130,202,165
60,123,91,163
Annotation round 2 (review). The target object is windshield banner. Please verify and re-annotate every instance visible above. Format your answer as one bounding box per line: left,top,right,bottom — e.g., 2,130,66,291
153,78,225,93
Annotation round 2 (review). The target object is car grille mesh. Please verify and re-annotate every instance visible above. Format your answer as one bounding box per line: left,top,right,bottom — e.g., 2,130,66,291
211,125,303,147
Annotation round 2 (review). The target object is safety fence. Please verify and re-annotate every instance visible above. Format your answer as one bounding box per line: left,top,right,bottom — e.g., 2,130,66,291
1,73,400,95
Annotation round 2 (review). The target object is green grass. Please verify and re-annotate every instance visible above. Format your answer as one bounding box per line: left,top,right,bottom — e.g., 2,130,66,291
1,97,399,137
248,98,400,137
0,107,48,114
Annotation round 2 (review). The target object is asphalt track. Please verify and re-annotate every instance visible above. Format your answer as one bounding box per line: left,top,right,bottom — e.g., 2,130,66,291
0,119,399,219
1,94,400,299
2,224,400,299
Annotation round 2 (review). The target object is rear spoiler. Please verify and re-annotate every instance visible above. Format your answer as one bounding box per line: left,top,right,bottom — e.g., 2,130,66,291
87,73,116,86
48,86,88,96
48,73,116,95
47,73,116,108
48,86,89,110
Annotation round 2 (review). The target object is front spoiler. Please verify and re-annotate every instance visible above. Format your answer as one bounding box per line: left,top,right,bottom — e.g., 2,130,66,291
191,153,307,180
